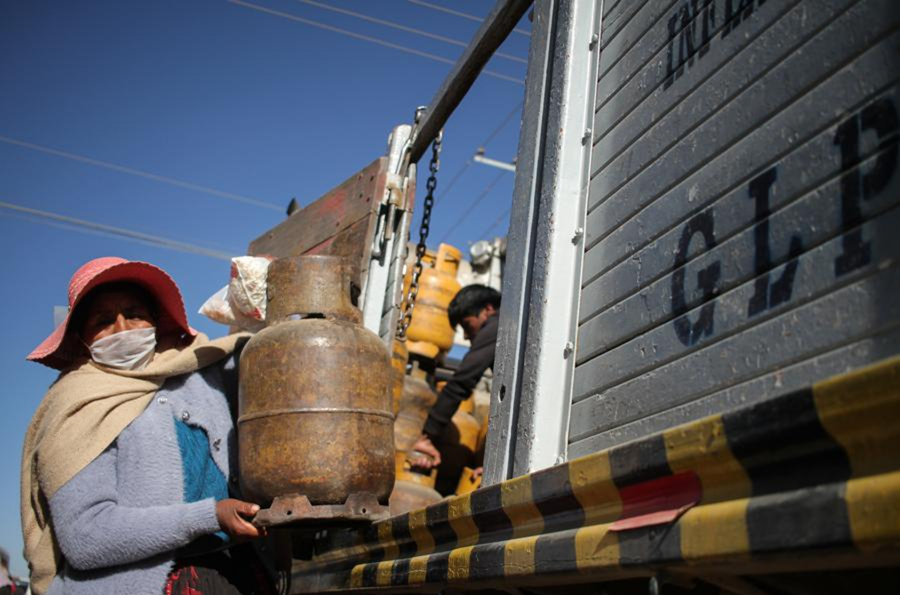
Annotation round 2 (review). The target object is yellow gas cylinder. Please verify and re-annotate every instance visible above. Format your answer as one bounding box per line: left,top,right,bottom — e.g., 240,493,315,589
390,455,443,515
458,393,476,415
393,362,437,453
455,466,482,496
470,388,490,466
405,243,462,359
390,339,409,417
435,403,481,495
471,387,491,429
390,363,443,515
474,418,489,468
395,452,438,488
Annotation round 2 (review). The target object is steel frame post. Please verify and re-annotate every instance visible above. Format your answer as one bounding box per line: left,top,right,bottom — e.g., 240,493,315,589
484,0,602,485
361,125,414,343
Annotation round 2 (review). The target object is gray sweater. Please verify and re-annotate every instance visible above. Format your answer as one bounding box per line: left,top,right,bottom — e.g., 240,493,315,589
46,357,239,595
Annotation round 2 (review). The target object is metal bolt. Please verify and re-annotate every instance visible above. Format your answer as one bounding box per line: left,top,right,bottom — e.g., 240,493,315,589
590,33,599,49
157,396,168,405
181,411,190,422
563,341,574,359
572,227,584,244
582,128,593,144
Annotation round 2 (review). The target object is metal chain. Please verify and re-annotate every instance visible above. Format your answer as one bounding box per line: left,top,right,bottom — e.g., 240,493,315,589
398,130,442,339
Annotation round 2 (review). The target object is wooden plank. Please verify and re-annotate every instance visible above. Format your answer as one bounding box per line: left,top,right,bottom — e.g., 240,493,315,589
583,25,900,283
567,324,900,458
568,264,900,444
303,216,375,277
248,157,386,260
408,0,532,163
580,83,900,323
586,0,894,236
593,0,801,148
574,202,900,404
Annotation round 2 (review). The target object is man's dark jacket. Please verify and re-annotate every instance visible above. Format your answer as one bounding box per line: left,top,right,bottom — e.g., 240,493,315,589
423,314,498,440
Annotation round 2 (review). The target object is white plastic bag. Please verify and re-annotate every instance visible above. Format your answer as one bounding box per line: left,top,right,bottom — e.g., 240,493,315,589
198,285,236,326
227,256,271,332
198,256,272,332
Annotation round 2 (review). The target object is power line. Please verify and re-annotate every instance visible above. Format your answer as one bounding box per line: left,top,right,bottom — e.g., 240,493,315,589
294,0,527,64
408,0,532,37
0,200,234,261
434,159,472,204
0,135,282,212
481,101,523,149
439,170,508,243
477,206,511,239
229,0,525,85
431,100,522,211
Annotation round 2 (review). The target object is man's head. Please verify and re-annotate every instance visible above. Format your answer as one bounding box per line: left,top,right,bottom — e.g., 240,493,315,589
448,284,501,341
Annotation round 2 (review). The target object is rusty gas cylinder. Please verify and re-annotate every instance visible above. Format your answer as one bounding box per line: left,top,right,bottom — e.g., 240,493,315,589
238,255,394,506
390,339,408,418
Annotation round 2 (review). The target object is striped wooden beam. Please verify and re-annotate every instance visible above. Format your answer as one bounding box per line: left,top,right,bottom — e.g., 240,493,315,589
289,356,900,592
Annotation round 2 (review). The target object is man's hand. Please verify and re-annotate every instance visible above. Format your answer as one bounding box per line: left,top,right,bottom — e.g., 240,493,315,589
409,434,442,469
216,499,263,538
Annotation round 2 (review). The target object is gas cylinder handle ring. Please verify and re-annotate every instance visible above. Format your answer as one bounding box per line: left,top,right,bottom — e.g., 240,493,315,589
284,313,328,322
238,407,396,424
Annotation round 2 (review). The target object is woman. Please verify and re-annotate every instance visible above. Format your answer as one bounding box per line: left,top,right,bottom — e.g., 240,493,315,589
0,547,17,594
21,257,272,595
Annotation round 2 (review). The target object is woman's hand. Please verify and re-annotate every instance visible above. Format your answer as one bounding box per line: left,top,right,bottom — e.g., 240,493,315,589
216,499,263,539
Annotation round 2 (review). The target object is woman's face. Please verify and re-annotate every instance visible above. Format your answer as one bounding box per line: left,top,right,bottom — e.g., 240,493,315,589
79,288,156,346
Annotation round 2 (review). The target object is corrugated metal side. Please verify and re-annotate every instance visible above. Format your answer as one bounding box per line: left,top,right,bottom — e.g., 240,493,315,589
571,0,900,457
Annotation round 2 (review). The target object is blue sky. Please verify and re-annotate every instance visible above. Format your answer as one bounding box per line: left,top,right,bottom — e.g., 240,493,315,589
0,0,528,576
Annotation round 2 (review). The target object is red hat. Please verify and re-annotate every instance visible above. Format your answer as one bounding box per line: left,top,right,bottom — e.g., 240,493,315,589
27,257,197,370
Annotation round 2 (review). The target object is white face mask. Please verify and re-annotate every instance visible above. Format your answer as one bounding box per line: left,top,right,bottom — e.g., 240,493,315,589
88,327,157,370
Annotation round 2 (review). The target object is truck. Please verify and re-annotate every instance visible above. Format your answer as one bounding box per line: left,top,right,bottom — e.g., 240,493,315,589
247,0,900,592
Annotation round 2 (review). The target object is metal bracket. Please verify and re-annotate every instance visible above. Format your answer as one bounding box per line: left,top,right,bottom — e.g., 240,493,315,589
253,492,390,529
376,173,409,248
385,173,409,208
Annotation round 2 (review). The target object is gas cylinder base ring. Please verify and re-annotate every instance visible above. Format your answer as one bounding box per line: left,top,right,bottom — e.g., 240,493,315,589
253,492,391,528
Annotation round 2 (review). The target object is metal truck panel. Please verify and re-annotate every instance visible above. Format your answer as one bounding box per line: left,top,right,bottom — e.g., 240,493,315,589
579,79,900,336
571,0,900,454
573,201,900,405
570,324,900,456
577,125,900,370
570,265,900,450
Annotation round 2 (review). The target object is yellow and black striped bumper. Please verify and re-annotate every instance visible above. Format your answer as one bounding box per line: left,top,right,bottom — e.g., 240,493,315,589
290,357,900,592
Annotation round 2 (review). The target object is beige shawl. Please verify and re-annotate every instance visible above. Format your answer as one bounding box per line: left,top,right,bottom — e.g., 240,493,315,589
21,332,247,595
